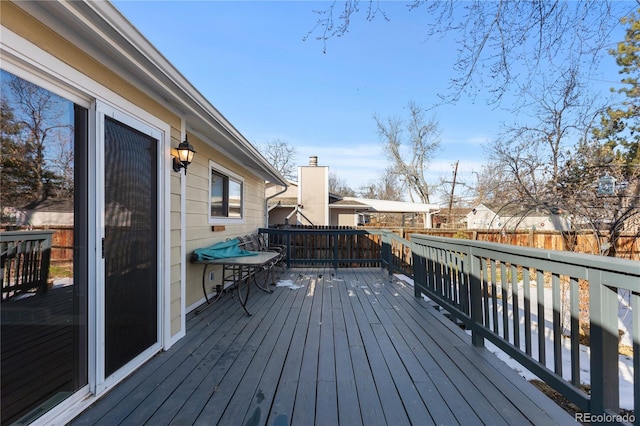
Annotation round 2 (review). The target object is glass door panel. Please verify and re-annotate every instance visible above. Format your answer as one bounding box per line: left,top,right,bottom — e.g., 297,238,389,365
0,70,88,425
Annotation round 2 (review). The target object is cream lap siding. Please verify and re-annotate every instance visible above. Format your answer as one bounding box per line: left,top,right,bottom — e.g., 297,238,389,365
183,136,270,309
170,167,183,337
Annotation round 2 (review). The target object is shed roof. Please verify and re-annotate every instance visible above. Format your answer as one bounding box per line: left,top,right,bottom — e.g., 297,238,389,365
329,199,370,209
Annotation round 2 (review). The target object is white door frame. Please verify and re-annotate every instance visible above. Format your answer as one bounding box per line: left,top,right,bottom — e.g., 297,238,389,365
94,101,168,395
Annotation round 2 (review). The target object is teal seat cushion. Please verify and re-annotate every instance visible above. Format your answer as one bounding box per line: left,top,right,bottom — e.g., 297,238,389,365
191,238,258,261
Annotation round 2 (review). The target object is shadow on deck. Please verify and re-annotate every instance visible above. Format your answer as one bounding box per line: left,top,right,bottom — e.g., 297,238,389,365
71,267,573,425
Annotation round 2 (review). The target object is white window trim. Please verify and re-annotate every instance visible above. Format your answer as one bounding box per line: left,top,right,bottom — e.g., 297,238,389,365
208,160,245,225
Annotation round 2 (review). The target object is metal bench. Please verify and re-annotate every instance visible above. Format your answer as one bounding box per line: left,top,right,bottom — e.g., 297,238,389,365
191,236,282,316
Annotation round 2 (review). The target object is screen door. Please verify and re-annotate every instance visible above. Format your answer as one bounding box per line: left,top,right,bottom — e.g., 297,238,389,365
103,116,158,376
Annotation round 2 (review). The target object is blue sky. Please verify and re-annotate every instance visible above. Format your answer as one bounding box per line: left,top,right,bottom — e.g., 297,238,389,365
112,1,624,204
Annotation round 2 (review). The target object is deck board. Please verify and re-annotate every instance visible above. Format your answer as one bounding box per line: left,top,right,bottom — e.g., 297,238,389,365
72,267,575,426
240,283,305,426
335,273,386,426
215,282,299,425
331,279,361,426
291,270,322,426
316,270,338,426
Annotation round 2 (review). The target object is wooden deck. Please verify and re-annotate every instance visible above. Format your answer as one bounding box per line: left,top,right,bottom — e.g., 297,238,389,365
71,268,573,426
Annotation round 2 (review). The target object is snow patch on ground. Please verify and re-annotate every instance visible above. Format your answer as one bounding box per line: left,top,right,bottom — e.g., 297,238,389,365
275,279,302,290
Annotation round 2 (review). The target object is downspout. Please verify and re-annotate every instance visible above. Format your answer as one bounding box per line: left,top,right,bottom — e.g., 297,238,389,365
265,183,288,228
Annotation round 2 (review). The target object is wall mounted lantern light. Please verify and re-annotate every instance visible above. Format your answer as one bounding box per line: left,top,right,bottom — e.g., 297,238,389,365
173,135,196,174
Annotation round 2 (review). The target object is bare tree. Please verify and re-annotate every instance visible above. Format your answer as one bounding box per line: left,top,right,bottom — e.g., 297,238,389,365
1,74,73,204
375,101,440,204
306,1,632,104
488,67,605,210
258,138,297,180
484,56,640,258
329,171,357,197
359,166,404,201
471,162,517,206
562,11,640,258
557,141,640,257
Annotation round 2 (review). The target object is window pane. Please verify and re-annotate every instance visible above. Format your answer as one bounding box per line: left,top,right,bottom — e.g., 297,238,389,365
209,164,243,221
210,171,225,217
229,179,242,218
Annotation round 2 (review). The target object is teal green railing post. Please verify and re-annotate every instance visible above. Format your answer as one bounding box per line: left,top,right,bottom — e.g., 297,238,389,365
412,241,424,298
333,232,339,270
381,232,391,275
589,270,620,418
468,247,484,348
633,291,640,419
286,231,291,269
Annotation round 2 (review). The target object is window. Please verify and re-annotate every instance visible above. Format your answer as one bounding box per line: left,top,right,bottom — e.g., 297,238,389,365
209,161,244,223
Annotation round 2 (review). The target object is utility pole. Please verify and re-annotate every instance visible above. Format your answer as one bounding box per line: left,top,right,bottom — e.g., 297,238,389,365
448,161,459,228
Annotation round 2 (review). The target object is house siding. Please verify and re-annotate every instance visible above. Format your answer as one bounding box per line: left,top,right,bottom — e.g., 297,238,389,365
332,210,358,226
170,172,183,336
467,204,571,231
269,207,295,225
184,136,267,308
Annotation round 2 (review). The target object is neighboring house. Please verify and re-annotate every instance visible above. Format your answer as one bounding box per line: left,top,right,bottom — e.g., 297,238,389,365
330,197,372,226
0,198,75,228
466,203,571,231
23,198,74,227
266,180,303,225
267,156,440,228
0,2,286,425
